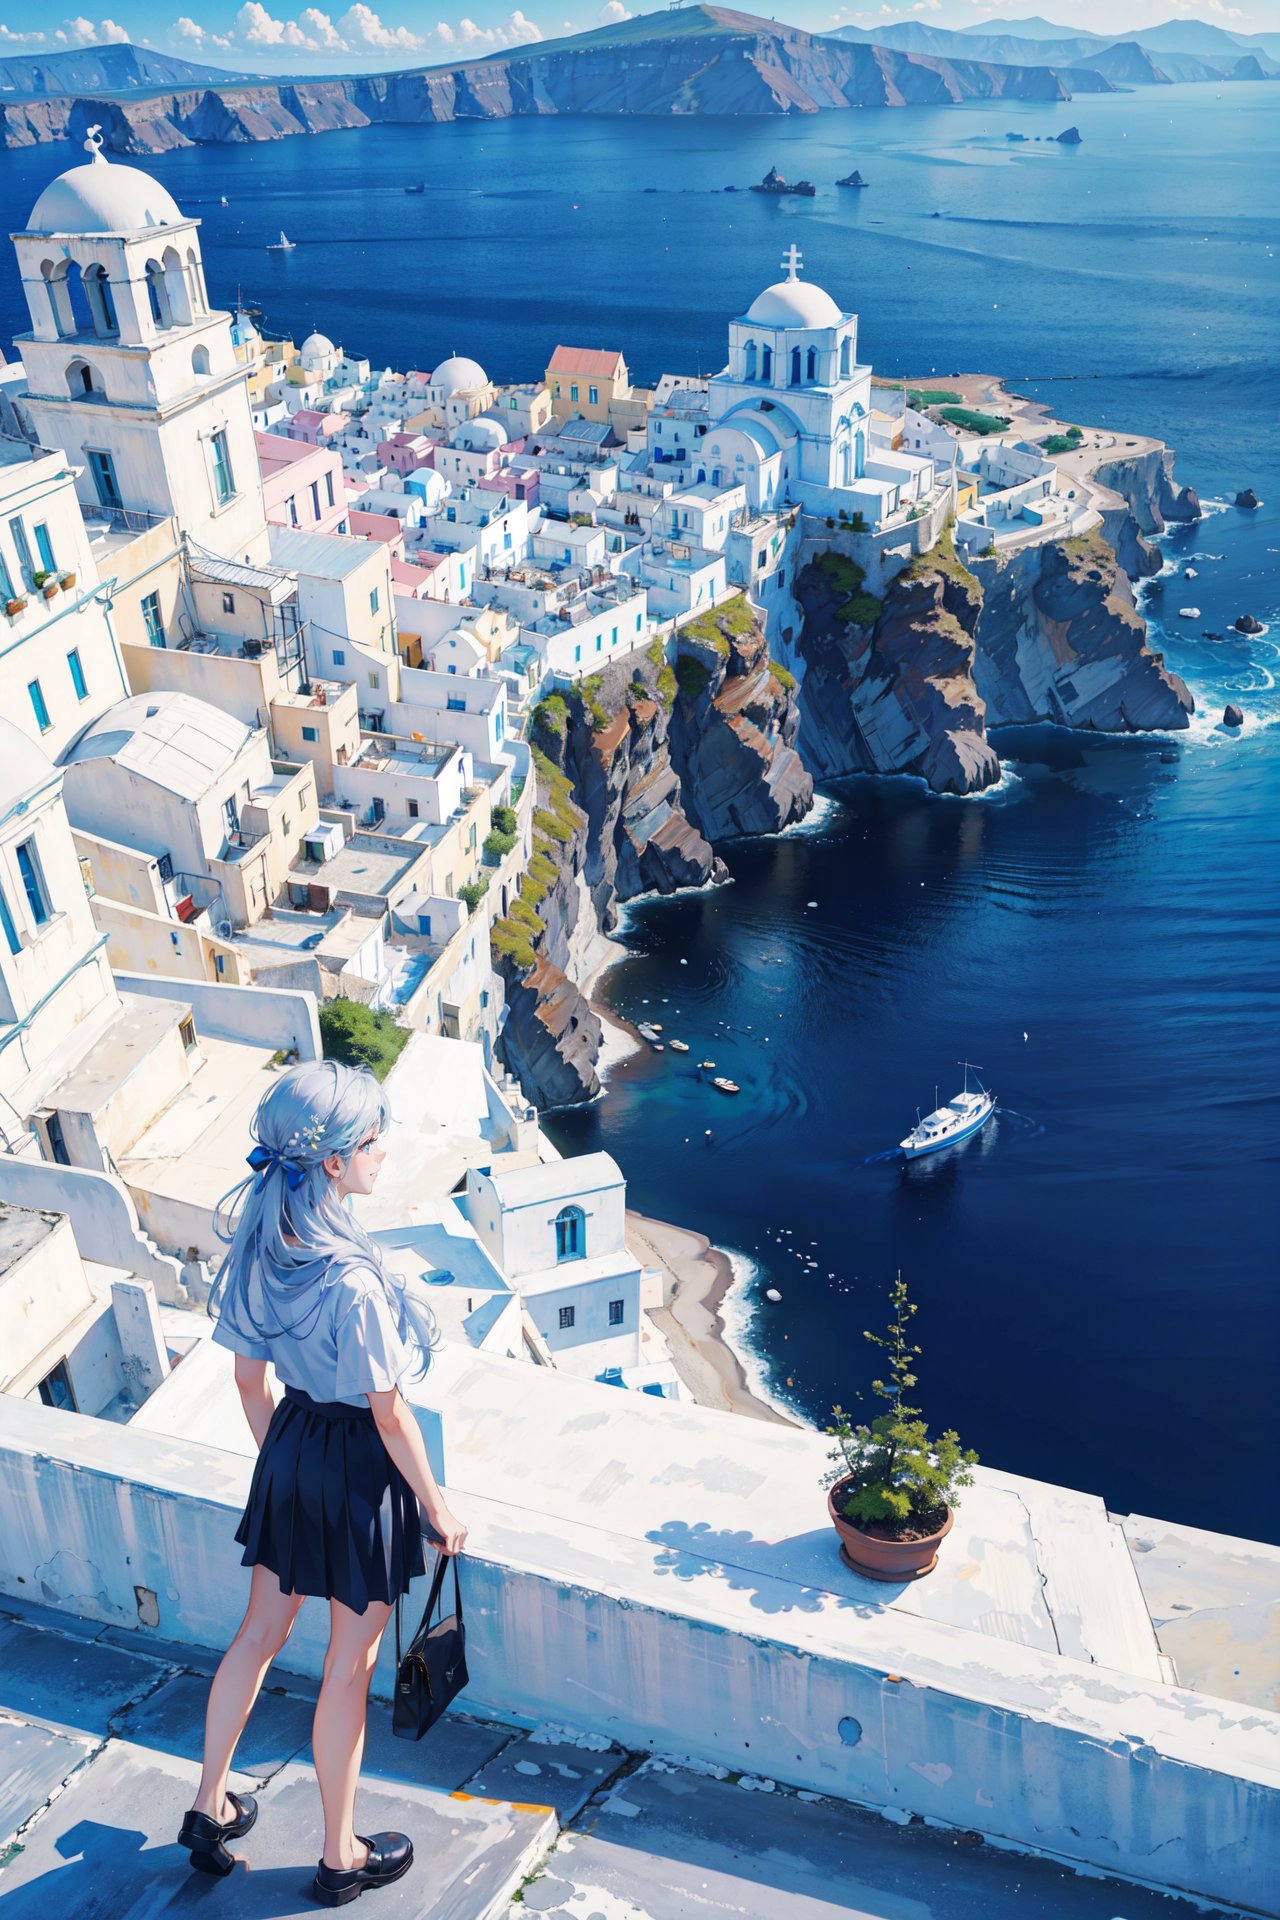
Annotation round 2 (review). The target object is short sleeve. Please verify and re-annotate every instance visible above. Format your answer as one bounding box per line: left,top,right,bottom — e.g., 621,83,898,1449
211,1289,271,1363
334,1278,412,1400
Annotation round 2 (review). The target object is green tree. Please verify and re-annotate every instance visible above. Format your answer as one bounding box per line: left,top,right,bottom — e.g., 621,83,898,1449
318,998,409,1082
824,1274,977,1532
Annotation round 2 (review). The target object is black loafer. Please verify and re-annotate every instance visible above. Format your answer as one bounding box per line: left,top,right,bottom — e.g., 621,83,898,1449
178,1790,258,1877
313,1832,414,1907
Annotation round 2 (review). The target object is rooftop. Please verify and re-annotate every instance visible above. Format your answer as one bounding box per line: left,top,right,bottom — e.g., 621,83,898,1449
267,524,381,581
287,834,423,901
548,345,626,378
483,1150,622,1209
61,692,256,802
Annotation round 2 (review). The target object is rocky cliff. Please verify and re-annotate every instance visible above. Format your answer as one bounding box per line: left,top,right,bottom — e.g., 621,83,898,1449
793,523,1193,796
1,6,1072,151
1089,445,1202,579
492,603,810,1105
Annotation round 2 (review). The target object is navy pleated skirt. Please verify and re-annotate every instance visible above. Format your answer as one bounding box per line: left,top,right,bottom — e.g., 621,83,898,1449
235,1386,425,1615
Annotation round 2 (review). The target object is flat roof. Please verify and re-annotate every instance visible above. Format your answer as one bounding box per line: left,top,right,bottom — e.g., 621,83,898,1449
289,836,423,897
269,524,381,580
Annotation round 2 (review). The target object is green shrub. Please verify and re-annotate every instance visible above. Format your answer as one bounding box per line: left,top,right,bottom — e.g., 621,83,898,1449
533,805,573,845
459,876,489,913
1043,427,1085,455
531,694,567,740
656,664,677,707
319,998,409,1082
491,803,517,837
939,407,1009,437
769,660,796,692
907,387,962,407
646,636,666,674
813,551,882,629
483,827,517,863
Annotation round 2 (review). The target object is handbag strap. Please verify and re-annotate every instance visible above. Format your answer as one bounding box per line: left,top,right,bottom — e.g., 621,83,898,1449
395,1553,462,1668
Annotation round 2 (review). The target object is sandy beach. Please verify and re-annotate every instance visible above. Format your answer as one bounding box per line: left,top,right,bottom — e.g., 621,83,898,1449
625,1210,798,1426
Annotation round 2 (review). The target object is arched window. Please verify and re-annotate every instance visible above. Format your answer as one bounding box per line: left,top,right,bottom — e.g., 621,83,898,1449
840,440,852,487
162,245,193,326
83,265,118,336
50,261,94,337
789,347,802,387
145,259,171,329
761,345,773,382
840,336,853,379
743,339,758,381
554,1205,585,1263
41,259,72,337
186,247,206,314
806,346,817,383
66,357,104,399
191,345,211,378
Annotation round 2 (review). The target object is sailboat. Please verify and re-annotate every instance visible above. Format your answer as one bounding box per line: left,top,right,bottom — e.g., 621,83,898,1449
267,231,296,252
900,1063,995,1160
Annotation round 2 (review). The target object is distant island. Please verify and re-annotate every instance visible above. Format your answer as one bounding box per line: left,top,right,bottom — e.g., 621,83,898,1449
0,5,1274,152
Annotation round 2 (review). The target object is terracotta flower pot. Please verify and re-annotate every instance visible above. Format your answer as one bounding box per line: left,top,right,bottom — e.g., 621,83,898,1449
5,598,26,617
60,571,77,590
827,1477,953,1582
42,582,59,600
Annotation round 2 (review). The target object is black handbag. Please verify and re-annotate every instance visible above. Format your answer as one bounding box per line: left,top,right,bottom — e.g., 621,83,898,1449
392,1553,468,1741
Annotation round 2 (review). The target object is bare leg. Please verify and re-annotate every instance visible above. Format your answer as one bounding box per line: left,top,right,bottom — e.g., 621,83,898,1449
313,1596,392,1872
192,1565,304,1820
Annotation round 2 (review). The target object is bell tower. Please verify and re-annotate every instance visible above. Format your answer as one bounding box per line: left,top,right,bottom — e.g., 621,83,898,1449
10,129,268,561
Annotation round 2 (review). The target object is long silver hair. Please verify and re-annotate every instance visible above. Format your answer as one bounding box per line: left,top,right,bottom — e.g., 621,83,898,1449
208,1059,436,1369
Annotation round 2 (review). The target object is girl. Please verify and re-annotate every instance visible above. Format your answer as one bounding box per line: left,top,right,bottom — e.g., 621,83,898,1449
178,1061,467,1907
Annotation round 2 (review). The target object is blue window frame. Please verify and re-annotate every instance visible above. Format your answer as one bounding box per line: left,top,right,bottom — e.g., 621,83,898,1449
369,587,380,615
608,1299,624,1326
446,695,465,712
554,1206,584,1262
332,648,345,666
67,649,87,700
558,1305,575,1329
16,839,50,926
34,523,55,572
28,679,51,733
0,883,19,956
141,590,164,646
0,548,14,600
88,449,122,511
301,724,318,742
211,429,235,505
9,518,34,586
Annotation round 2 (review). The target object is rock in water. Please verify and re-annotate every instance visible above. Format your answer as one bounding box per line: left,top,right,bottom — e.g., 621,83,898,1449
1056,126,1082,144
1234,614,1264,635
1223,704,1245,729
1235,488,1260,510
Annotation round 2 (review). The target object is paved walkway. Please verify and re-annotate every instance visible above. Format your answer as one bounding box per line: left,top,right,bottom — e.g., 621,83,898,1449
0,1596,1251,1919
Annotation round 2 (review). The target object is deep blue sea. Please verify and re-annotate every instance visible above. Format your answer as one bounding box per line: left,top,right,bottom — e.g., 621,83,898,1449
2,86,1277,1538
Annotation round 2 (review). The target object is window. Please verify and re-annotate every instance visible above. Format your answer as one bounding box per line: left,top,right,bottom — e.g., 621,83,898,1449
608,1299,624,1327
595,636,602,653
224,794,239,836
157,851,174,883
332,648,345,666
141,590,164,646
570,384,579,402
611,625,618,647
0,883,19,955
447,695,465,712
38,1360,77,1412
215,953,225,975
9,518,34,587
325,471,336,508
574,644,581,664
369,587,380,615
0,548,13,600
87,450,122,511
554,1205,584,1262
16,838,50,925
28,680,51,734
210,428,235,504
301,724,318,743
179,1015,198,1052
67,649,88,701
368,671,380,690
288,495,299,527
310,481,320,519
407,798,419,819
558,1305,575,1330
34,523,55,572
221,591,235,615
588,385,598,405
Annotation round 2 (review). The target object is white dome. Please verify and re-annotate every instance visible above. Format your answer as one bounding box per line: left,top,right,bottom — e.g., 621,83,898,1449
27,159,185,236
0,719,58,816
432,355,488,396
300,331,335,359
451,417,504,454
746,278,843,331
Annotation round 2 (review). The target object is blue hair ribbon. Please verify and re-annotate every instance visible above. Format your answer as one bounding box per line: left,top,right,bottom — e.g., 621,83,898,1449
247,1143,308,1193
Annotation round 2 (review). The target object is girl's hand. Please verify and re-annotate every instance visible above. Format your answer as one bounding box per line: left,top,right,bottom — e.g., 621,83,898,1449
424,1503,468,1556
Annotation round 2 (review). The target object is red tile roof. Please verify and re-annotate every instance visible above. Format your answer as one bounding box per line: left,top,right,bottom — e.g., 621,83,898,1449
547,346,626,379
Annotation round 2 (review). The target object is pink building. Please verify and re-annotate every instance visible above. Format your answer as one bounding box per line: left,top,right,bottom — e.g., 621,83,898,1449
283,408,347,447
479,466,539,508
379,432,439,476
349,509,406,556
255,432,348,536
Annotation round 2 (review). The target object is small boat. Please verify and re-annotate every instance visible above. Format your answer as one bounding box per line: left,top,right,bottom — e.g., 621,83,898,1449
405,183,425,195
219,195,229,205
900,1063,995,1160
837,169,868,189
698,1059,716,1070
637,1023,662,1045
267,231,295,251
669,1039,690,1053
1178,606,1201,619
1184,567,1198,579
712,1077,741,1095
649,1022,663,1033
750,165,816,198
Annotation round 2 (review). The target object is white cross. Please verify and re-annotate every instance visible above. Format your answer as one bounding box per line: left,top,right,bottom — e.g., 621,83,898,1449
84,124,105,163
781,242,803,281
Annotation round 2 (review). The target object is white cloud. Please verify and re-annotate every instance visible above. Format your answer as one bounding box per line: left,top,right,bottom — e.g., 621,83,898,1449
910,0,941,11
338,3,424,48
435,10,542,49
99,15,129,38
598,1,632,20
504,9,541,42
300,7,347,46
56,16,99,41
174,13,205,38
0,22,48,37
234,1,330,46
1205,0,1245,15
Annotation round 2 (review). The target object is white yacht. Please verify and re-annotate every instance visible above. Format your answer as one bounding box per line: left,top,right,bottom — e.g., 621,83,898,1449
267,231,295,251
901,1064,995,1159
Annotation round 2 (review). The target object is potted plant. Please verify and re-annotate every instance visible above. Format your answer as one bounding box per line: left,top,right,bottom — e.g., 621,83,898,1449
824,1274,977,1582
5,596,26,618
60,570,77,591
41,580,60,600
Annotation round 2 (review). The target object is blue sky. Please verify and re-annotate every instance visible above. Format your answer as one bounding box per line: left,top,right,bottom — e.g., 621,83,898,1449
0,0,1275,73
